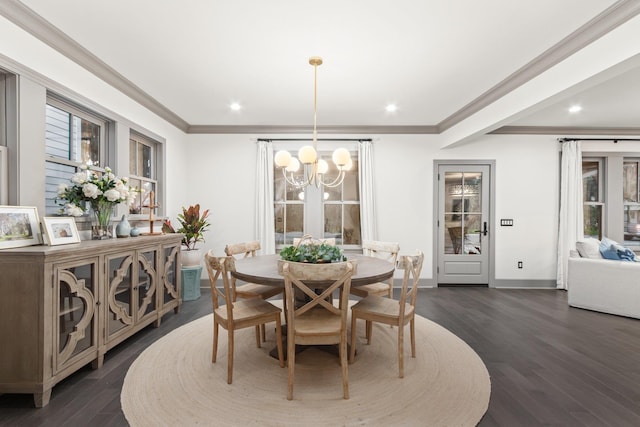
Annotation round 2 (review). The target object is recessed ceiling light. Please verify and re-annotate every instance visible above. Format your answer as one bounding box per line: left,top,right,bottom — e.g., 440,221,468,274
230,102,242,111
385,104,397,113
568,105,582,113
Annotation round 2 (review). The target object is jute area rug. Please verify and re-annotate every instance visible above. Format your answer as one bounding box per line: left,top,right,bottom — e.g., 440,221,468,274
122,301,490,426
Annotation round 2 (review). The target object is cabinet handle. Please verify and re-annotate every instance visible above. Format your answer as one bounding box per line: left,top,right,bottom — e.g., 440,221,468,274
96,301,101,306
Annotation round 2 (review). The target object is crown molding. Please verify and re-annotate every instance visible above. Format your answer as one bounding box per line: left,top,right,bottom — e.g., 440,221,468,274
186,124,439,134
3,0,639,136
437,0,640,133
0,0,189,132
490,126,640,136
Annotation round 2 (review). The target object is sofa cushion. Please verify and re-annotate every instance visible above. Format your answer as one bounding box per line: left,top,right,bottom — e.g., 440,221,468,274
576,238,603,259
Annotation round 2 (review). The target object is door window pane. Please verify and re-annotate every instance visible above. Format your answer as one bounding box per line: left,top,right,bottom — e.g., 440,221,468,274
444,171,482,255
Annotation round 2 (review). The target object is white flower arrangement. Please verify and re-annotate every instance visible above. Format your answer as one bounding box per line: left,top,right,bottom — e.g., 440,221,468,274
56,165,136,224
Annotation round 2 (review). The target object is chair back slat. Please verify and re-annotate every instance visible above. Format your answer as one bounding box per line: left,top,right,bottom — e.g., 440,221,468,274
223,241,261,299
362,240,400,263
398,251,424,318
204,251,237,320
225,240,261,258
281,261,354,323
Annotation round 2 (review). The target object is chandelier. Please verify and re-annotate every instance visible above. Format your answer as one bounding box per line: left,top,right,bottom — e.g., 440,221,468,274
274,57,352,189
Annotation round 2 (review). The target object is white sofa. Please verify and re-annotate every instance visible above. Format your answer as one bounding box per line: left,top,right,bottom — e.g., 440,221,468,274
568,249,640,319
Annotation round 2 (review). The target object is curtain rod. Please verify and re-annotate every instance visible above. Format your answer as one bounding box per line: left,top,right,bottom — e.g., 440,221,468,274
558,137,640,143
257,138,372,142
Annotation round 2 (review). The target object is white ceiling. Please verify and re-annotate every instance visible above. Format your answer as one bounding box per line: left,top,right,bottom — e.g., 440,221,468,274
10,0,640,133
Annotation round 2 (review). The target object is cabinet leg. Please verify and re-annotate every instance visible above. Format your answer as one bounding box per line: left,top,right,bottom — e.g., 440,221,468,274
92,354,104,369
34,389,52,408
174,304,181,314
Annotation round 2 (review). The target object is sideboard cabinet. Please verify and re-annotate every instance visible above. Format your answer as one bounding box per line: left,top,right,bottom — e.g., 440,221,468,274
0,234,182,407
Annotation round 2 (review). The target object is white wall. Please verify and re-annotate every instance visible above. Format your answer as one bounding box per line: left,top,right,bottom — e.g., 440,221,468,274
187,133,563,285
1,16,587,287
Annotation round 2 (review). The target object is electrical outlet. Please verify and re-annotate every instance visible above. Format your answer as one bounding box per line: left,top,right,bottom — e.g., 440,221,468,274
517,261,523,269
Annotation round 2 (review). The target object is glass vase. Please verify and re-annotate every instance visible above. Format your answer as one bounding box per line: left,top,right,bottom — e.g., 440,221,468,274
91,201,114,240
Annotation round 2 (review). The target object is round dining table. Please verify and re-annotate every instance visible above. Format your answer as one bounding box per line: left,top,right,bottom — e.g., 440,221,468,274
231,253,395,288
231,253,396,360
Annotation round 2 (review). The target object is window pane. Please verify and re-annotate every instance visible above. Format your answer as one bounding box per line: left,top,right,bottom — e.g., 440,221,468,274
45,162,76,215
140,143,152,178
285,204,303,244
75,117,100,165
623,161,638,203
324,204,342,242
129,139,137,176
343,157,359,201
274,204,285,244
584,205,602,240
274,172,286,202
344,204,361,245
582,161,599,202
45,105,71,159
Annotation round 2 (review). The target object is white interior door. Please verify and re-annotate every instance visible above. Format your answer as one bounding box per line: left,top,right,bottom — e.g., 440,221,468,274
437,164,490,285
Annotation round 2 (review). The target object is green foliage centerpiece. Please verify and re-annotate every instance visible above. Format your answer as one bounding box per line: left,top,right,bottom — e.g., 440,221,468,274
280,241,346,263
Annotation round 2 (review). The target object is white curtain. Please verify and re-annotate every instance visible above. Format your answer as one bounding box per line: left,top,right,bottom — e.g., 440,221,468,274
557,140,583,289
359,140,377,242
255,140,276,254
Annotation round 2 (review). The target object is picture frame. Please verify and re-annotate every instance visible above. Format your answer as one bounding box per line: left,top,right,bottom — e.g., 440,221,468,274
42,216,81,246
0,205,42,249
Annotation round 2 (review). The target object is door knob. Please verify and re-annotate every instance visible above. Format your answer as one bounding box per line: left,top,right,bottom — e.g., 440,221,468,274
482,222,488,236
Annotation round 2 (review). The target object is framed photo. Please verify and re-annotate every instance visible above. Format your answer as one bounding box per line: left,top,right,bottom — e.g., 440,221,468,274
42,216,81,246
0,205,42,249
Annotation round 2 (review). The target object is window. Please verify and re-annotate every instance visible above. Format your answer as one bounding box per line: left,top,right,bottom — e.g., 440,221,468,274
128,132,158,216
582,158,604,240
45,97,108,216
274,147,361,248
623,159,640,243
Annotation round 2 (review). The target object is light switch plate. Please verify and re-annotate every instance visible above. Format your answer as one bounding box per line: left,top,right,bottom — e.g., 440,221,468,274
500,219,514,226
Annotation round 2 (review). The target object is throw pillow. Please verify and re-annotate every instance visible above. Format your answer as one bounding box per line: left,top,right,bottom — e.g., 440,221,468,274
599,237,621,260
576,238,603,259
599,237,636,262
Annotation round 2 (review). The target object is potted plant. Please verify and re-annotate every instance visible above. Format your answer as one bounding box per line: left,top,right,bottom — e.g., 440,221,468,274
277,237,355,275
162,204,210,266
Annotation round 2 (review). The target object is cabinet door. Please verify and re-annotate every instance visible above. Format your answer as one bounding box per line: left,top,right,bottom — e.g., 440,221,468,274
161,244,180,307
106,253,135,340
54,259,99,373
136,248,158,321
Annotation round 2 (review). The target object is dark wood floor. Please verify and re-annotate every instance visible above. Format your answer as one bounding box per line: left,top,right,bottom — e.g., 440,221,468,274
1,287,639,426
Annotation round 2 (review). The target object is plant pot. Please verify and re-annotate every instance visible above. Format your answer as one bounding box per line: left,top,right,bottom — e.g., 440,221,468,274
181,248,202,267
277,258,357,275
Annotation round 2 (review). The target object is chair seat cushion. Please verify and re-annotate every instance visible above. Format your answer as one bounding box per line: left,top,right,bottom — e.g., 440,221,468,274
350,281,390,297
214,298,281,322
235,282,283,299
351,295,414,320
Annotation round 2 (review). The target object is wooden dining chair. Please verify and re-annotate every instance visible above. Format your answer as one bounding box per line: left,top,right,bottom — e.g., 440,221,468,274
350,240,400,299
280,260,355,400
225,240,284,342
349,251,424,378
204,251,284,384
